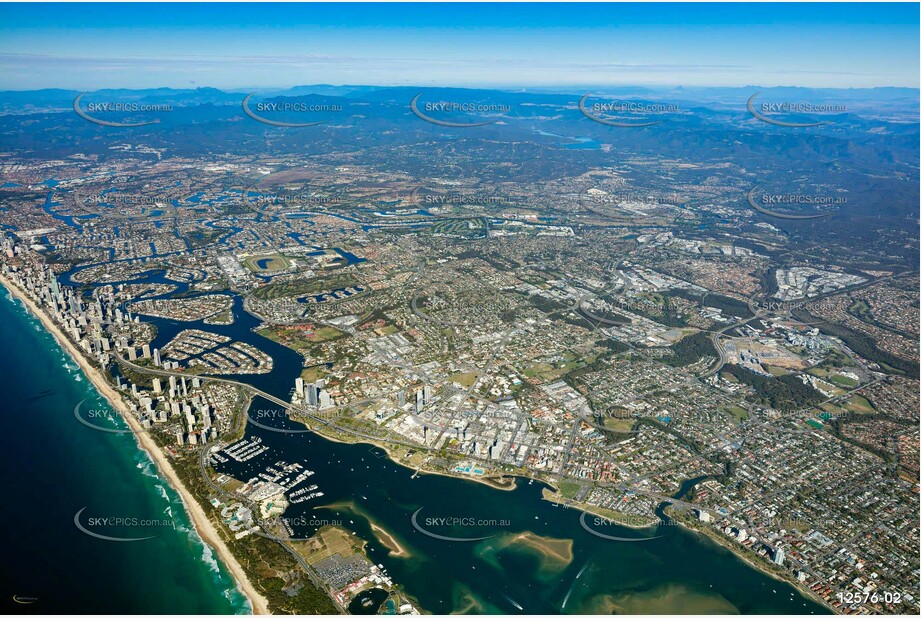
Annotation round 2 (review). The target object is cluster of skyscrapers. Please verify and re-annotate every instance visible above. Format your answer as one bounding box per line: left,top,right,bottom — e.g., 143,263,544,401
294,377,333,409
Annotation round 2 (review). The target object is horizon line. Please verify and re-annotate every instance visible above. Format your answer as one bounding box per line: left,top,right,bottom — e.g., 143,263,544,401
2,83,919,93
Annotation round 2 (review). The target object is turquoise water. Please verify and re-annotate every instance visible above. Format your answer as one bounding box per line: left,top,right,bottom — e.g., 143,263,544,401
0,290,250,614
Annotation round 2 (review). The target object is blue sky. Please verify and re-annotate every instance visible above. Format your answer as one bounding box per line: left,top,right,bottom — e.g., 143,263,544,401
0,3,917,90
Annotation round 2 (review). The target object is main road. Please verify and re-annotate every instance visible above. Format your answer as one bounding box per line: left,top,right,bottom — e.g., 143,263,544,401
114,354,426,451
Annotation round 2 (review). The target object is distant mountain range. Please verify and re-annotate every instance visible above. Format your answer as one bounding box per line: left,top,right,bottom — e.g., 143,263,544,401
0,84,917,115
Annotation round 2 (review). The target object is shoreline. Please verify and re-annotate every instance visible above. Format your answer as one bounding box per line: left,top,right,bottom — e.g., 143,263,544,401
540,487,660,529
551,485,837,613
0,274,270,616
294,413,519,493
669,514,838,614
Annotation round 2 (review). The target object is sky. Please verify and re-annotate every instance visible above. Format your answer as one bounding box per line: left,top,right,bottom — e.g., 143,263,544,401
0,3,918,90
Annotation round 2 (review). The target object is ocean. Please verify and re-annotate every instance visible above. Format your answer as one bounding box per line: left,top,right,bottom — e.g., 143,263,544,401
0,289,250,614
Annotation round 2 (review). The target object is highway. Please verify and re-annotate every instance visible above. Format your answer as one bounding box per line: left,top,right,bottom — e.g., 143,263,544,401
698,292,765,379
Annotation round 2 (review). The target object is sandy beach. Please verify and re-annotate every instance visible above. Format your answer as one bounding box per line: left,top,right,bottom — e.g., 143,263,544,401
0,274,270,616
